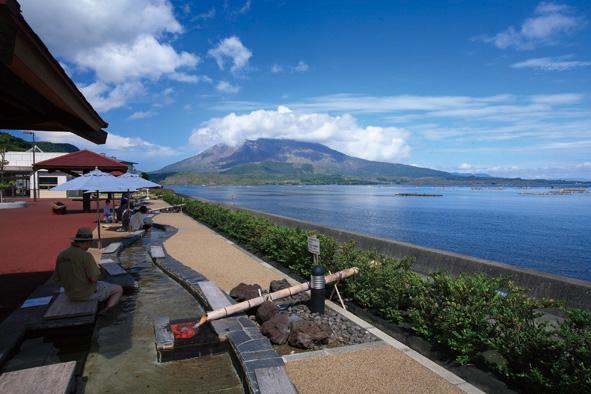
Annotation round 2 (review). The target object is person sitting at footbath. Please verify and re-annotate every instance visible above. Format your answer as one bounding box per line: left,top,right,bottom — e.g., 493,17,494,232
130,205,152,232
102,198,113,223
53,228,123,314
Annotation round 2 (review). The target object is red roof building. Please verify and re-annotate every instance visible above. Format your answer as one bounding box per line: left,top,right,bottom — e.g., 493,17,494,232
33,150,128,174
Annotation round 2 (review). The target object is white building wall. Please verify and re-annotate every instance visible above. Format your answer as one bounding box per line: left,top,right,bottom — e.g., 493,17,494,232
4,152,71,198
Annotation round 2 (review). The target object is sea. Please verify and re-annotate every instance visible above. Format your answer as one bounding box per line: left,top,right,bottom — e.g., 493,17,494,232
171,185,591,282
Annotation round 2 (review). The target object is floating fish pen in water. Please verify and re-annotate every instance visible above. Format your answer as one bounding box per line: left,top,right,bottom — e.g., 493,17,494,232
395,193,443,197
520,189,590,196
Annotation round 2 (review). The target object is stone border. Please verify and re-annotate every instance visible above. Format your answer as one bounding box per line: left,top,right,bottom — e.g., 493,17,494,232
180,195,591,309
282,340,388,362
148,240,296,394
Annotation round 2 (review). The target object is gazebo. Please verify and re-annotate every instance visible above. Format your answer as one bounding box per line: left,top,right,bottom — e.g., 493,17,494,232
33,150,128,210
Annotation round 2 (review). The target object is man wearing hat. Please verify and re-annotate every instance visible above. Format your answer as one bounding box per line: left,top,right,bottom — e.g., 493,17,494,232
53,227,123,314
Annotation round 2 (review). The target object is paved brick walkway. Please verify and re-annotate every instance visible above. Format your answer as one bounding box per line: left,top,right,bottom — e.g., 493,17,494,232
150,199,469,394
0,199,96,274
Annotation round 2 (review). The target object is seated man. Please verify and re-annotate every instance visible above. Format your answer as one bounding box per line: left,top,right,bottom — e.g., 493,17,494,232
102,198,113,223
53,227,123,314
130,205,152,232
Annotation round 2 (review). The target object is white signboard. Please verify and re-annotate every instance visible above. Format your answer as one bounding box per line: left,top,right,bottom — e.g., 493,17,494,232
307,236,320,255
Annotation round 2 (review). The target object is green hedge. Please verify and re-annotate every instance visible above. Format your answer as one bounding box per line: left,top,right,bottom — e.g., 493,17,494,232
161,191,591,393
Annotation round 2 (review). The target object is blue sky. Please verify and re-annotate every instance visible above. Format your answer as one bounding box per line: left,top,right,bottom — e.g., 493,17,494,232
13,0,591,179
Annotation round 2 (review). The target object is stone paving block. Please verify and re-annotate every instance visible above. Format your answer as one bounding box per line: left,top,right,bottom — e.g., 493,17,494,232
150,245,165,258
244,357,284,371
255,366,297,394
198,281,233,310
101,242,121,254
237,338,274,353
211,318,242,336
228,330,251,346
238,316,257,329
240,350,279,362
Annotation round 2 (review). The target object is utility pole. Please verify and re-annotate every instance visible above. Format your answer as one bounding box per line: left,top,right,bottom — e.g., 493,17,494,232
22,131,37,201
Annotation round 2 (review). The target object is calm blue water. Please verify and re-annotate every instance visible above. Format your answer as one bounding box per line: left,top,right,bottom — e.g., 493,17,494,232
171,185,591,282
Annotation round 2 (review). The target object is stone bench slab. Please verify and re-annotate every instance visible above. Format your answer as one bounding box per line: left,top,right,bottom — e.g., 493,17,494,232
43,293,97,320
0,361,76,394
150,246,165,259
101,242,122,254
101,262,127,276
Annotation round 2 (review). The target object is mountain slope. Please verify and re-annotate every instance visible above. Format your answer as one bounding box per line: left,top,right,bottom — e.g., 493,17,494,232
156,138,451,180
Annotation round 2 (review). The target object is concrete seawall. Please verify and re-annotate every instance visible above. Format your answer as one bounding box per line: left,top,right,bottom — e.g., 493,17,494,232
180,195,591,310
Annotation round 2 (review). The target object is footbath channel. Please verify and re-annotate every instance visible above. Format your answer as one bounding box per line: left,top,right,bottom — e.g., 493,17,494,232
83,227,243,393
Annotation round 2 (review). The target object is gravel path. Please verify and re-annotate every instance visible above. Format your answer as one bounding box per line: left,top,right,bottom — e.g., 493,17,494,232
150,199,284,292
286,346,462,394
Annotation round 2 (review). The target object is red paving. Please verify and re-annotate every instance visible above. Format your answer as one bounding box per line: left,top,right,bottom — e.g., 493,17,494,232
0,199,97,274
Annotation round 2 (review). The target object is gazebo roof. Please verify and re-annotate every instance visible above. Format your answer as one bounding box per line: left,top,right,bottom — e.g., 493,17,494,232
0,0,108,143
33,150,128,172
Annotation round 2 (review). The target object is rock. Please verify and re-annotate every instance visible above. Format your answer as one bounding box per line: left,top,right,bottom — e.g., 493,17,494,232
480,350,508,371
288,320,332,349
261,313,290,345
229,283,262,302
288,315,303,324
256,301,278,323
270,279,291,292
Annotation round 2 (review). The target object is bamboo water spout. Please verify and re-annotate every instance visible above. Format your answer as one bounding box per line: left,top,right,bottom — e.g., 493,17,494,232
194,267,359,328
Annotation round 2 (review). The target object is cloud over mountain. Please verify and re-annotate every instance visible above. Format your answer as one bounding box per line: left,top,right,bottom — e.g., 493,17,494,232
189,106,410,162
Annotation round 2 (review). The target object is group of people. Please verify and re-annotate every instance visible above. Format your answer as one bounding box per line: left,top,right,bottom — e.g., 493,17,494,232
102,194,152,232
52,194,155,314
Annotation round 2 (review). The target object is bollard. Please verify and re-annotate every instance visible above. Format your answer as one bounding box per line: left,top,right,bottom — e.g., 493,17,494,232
310,265,326,314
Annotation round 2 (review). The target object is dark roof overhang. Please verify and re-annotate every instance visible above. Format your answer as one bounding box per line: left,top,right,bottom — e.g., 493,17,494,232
0,0,108,144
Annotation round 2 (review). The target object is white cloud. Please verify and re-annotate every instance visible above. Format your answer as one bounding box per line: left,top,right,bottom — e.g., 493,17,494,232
477,2,584,50
20,0,200,112
74,35,199,83
194,7,216,20
293,61,309,73
512,56,591,71
216,81,241,93
189,106,411,162
236,0,251,15
79,81,145,112
271,64,283,73
128,110,157,120
452,162,591,180
529,93,583,105
208,36,252,73
34,131,177,158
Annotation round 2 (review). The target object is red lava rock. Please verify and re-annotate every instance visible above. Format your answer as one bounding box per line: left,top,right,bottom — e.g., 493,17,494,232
261,312,290,345
256,301,279,323
229,283,262,302
288,320,332,349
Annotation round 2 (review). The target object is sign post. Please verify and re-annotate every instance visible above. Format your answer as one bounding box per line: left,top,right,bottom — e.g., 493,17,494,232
307,235,320,264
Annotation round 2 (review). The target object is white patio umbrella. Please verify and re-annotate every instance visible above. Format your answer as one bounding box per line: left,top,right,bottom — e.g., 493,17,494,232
51,168,136,248
119,173,161,197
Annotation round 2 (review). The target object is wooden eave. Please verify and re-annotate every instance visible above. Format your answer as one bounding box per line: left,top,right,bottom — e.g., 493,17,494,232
0,0,108,144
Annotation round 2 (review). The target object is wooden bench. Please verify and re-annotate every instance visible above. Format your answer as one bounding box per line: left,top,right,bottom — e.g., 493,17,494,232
0,361,76,394
43,293,97,320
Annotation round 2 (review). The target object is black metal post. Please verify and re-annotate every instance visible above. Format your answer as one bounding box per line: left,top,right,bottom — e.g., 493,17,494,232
310,265,326,314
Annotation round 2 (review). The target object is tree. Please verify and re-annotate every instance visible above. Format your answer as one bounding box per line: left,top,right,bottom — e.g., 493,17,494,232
140,172,150,180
